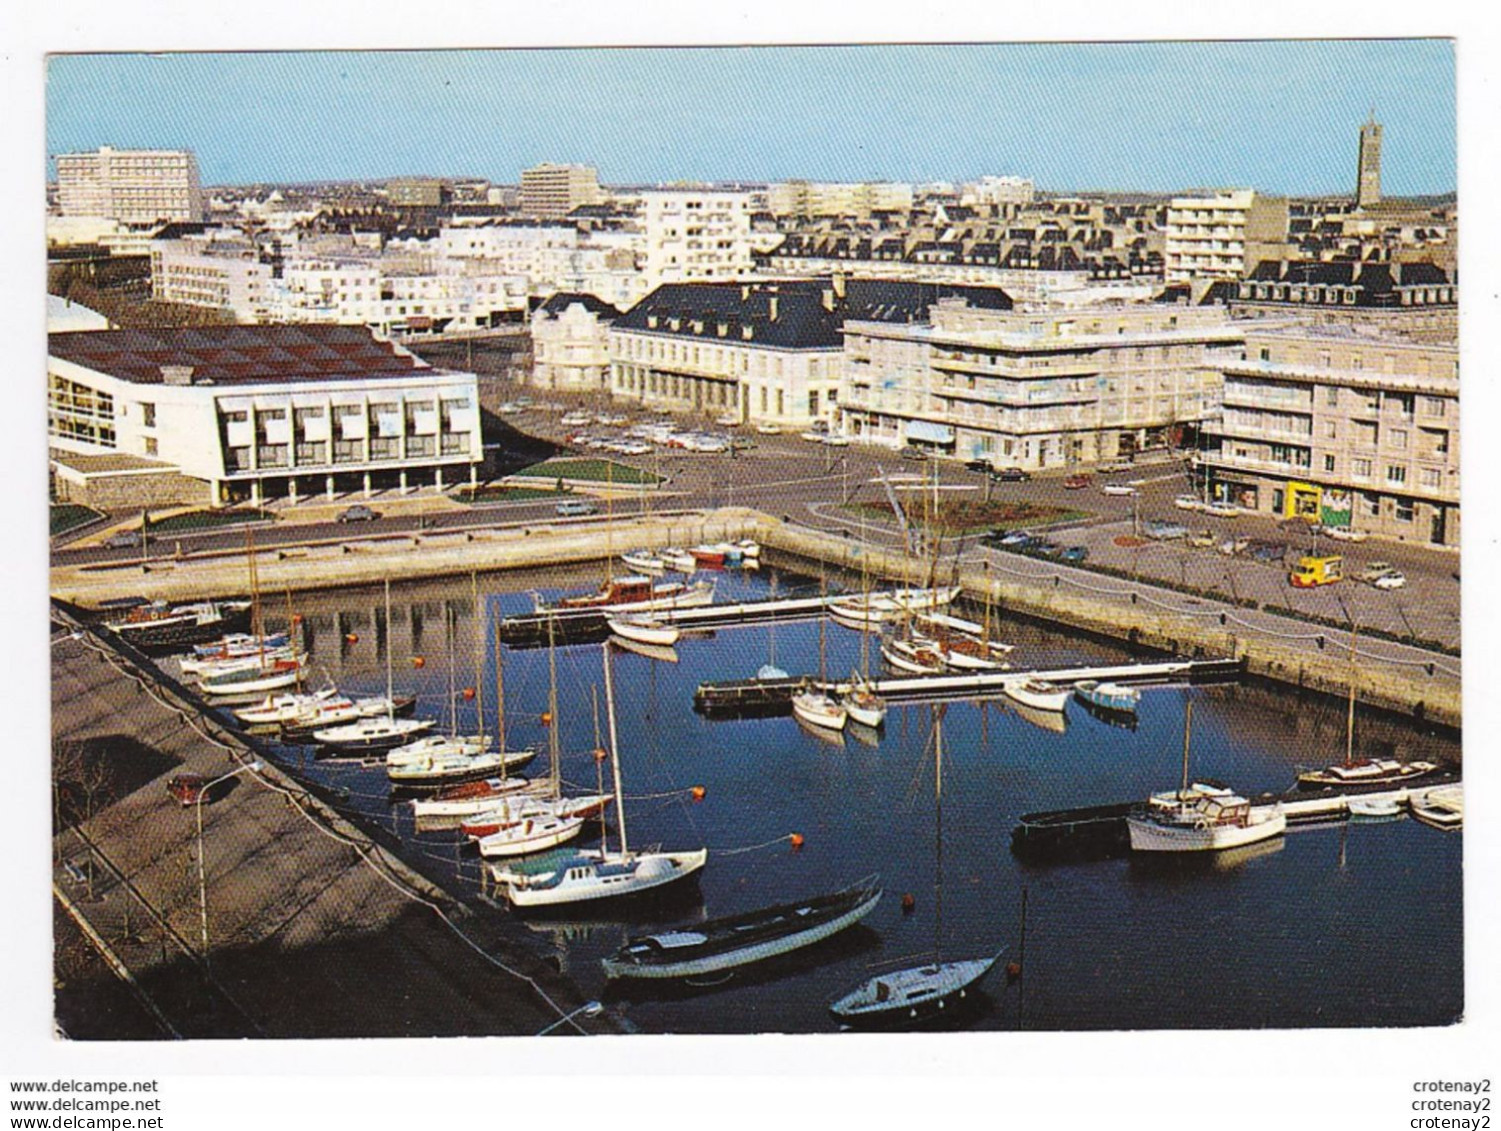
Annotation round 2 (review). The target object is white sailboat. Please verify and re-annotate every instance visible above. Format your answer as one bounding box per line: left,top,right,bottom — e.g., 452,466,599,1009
792,576,848,731
488,640,708,906
315,579,433,752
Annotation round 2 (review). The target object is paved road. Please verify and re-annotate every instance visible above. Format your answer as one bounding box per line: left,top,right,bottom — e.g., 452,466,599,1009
52,390,1461,655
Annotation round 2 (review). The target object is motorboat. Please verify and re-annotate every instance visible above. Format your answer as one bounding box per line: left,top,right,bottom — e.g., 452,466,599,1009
1295,758,1440,791
601,880,883,980
607,613,681,647
1127,787,1286,853
1003,678,1070,713
189,632,290,659
491,847,708,909
1074,680,1141,717
537,576,715,614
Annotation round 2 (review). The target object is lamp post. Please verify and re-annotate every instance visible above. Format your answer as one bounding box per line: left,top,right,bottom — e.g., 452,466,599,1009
536,1000,604,1036
196,760,263,967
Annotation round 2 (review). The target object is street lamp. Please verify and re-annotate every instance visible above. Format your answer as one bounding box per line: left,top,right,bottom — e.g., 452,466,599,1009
197,760,263,966
536,1000,604,1036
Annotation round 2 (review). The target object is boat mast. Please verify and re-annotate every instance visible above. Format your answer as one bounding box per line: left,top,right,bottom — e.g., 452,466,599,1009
547,614,561,799
1345,622,1359,768
471,573,485,744
1180,697,1194,797
592,684,607,855
602,642,628,857
445,605,456,736
934,703,945,964
493,615,508,776
384,578,394,722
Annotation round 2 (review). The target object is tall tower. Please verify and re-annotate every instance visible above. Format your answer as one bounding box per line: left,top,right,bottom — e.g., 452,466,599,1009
1356,111,1382,210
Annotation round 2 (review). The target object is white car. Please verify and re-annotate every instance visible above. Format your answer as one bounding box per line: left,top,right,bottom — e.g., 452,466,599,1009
755,424,783,436
561,411,592,426
822,433,852,447
715,413,741,427
800,429,829,443
1371,570,1408,590
1203,502,1241,518
1102,484,1138,497
497,401,527,415
1173,495,1203,511
1325,526,1369,543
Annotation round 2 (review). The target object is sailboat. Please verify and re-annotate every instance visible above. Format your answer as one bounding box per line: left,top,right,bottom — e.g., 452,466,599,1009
1295,624,1439,791
839,528,887,728
313,579,434,753
488,640,708,907
792,574,848,731
830,706,1004,1027
1126,699,1286,853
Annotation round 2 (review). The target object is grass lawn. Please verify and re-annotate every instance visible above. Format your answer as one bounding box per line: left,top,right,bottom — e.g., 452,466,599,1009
509,458,663,486
143,508,278,534
841,498,1087,535
50,503,102,537
455,484,571,505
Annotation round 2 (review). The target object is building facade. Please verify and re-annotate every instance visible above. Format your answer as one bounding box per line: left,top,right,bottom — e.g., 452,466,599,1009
48,326,483,507
1198,328,1458,547
530,293,622,392
1164,191,1289,282
520,164,602,217
56,146,205,225
766,181,916,218
1356,114,1383,210
386,178,451,208
641,189,755,288
837,300,1240,467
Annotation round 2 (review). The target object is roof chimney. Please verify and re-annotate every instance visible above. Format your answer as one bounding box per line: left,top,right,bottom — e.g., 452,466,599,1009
160,365,195,386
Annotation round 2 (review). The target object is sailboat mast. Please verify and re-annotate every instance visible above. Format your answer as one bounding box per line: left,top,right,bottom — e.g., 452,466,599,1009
471,574,485,744
592,684,607,855
1180,697,1194,795
602,642,628,857
384,578,394,722
446,606,456,735
1345,623,1359,767
493,616,507,775
546,615,561,798
934,703,944,962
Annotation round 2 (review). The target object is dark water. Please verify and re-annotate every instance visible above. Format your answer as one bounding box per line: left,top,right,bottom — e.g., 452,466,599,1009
228,559,1463,1034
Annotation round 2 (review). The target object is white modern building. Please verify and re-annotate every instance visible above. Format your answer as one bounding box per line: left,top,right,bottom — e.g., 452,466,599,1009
55,146,205,225
1164,190,1289,282
530,293,623,393
640,188,755,288
48,325,484,508
962,176,1037,208
520,164,602,216
766,181,916,218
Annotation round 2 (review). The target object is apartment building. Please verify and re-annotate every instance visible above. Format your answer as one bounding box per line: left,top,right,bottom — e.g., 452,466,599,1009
1198,328,1458,546
766,181,916,218
386,178,451,208
837,300,1241,467
1164,191,1289,281
530,293,623,392
1233,260,1458,343
151,237,273,321
641,188,755,288
56,146,205,225
520,164,602,217
48,326,483,508
962,176,1036,208
438,222,648,308
608,278,1012,427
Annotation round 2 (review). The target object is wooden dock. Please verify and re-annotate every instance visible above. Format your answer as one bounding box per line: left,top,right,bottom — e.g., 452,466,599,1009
501,591,863,647
693,656,1246,716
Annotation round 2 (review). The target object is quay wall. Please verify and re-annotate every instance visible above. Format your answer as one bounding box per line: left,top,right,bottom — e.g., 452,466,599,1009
50,508,1460,729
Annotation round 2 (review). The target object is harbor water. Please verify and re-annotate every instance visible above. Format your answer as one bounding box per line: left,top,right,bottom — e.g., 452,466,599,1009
219,558,1463,1033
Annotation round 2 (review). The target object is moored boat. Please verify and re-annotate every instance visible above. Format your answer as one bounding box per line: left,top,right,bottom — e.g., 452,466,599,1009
620,549,668,573
491,847,708,909
234,686,344,727
190,631,290,659
198,654,308,696
537,576,715,614
1074,680,1141,716
104,600,252,650
409,776,547,820
842,685,887,729
791,686,848,731
1003,678,1070,713
1296,758,1440,791
607,613,681,647
458,793,612,839
881,638,948,675
279,695,416,741
660,547,697,573
1347,796,1403,821
830,950,1005,1029
313,715,435,754
1126,791,1286,853
181,644,300,678
1410,785,1463,830
601,879,882,980
476,813,587,858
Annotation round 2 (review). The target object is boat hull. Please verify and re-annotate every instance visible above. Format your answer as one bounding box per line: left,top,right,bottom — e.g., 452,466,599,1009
791,693,847,731
1127,810,1287,852
830,954,1002,1029
498,848,709,908
1004,682,1070,712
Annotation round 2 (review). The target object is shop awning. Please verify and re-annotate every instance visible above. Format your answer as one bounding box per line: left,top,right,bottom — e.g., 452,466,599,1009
904,420,955,444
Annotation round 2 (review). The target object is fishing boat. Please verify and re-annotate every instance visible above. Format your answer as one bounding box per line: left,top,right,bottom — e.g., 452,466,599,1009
103,600,252,650
410,776,550,820
601,878,883,981
620,549,668,574
1003,678,1070,713
660,548,697,573
881,638,948,675
792,686,848,731
459,792,611,839
190,631,290,659
1074,680,1141,717
489,641,707,908
536,576,715,614
1410,785,1463,830
233,686,345,727
607,613,681,647
1125,700,1286,853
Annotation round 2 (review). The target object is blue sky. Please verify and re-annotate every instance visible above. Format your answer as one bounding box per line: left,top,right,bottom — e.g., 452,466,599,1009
45,42,1455,194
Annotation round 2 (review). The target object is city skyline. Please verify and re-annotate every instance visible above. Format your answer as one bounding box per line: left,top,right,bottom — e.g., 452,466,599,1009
46,41,1455,195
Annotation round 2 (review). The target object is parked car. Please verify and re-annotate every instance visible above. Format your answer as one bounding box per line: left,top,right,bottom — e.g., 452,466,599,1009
965,458,993,474
1325,526,1370,543
1219,536,1251,556
1098,460,1133,473
1060,545,1089,564
822,433,852,447
755,423,783,436
714,413,741,427
103,530,142,549
166,774,211,807
555,499,599,517
729,436,757,451
1188,529,1217,548
990,466,1030,482
1371,570,1408,590
1063,474,1092,490
1142,520,1189,541
1102,484,1137,497
1356,561,1405,588
1029,540,1065,558
337,505,379,523
1202,502,1242,518
900,446,930,462
997,530,1036,547
560,411,592,426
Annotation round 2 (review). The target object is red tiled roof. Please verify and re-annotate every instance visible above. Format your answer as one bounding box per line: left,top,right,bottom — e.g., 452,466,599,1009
47,325,432,386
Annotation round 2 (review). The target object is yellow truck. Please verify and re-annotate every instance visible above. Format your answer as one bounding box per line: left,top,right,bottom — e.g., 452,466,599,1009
1289,555,1344,588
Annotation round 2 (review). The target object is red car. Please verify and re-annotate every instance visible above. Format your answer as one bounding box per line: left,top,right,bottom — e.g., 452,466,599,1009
1063,474,1092,489
166,774,211,807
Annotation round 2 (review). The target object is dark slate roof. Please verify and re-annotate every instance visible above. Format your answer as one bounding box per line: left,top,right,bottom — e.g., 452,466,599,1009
613,279,1013,349
536,292,623,319
48,325,431,386
1238,259,1455,305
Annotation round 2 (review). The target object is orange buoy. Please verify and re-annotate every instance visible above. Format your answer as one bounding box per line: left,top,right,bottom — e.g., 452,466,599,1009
412,656,426,669
541,711,554,726
690,785,707,802
291,614,304,625
1005,962,1022,983
593,747,609,762
462,687,476,701
789,833,805,852
344,633,359,644
901,893,916,914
